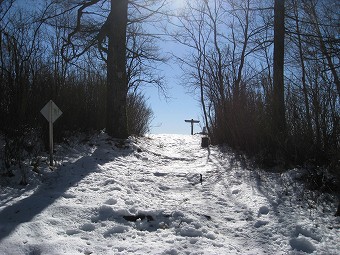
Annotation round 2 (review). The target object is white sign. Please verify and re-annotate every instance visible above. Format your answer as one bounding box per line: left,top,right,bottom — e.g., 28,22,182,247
40,100,62,166
40,100,62,123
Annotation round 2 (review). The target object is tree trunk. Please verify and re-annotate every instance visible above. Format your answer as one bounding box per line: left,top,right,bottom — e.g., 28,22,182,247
336,198,340,216
106,0,128,138
272,0,286,135
198,54,210,136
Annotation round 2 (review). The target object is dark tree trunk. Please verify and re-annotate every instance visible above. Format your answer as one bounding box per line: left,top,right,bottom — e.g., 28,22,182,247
106,0,128,138
336,201,340,217
272,0,286,135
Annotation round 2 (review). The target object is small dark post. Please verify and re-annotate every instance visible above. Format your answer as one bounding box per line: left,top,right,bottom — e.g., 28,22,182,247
185,119,200,135
201,137,210,148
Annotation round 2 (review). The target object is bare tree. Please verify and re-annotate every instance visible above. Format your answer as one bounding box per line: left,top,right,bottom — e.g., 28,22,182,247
62,0,167,138
290,0,312,135
61,0,128,138
301,0,340,98
126,22,167,96
272,0,286,139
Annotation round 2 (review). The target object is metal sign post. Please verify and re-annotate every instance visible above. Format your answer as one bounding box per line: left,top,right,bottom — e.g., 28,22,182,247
184,119,200,135
40,100,62,166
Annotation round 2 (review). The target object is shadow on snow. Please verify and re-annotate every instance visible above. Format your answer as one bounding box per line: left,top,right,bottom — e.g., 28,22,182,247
0,141,134,241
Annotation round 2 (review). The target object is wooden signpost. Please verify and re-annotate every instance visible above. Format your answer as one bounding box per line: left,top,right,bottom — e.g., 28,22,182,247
184,119,200,135
40,100,62,166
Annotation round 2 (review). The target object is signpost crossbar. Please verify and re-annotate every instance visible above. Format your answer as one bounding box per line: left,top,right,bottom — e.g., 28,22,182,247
184,119,200,135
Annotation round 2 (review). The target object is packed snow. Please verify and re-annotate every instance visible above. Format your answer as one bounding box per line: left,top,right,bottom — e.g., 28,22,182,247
0,132,339,254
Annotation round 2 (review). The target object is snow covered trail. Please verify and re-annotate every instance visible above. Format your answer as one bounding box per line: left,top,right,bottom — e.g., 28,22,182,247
0,133,339,254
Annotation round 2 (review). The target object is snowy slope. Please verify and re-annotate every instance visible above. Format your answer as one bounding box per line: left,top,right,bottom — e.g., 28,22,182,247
0,133,339,255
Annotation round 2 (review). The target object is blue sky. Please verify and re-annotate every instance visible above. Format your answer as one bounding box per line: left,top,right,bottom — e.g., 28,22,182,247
142,3,204,135
144,63,203,135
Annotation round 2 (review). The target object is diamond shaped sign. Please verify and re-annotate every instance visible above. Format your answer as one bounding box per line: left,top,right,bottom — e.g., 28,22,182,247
40,100,62,123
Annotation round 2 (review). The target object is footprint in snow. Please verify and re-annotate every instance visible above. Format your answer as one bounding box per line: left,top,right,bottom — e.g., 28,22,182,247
103,225,128,237
66,229,80,235
103,179,115,185
258,206,270,216
153,172,168,177
80,223,96,232
289,237,316,254
293,225,322,242
62,193,76,199
232,189,240,195
254,220,269,228
110,186,122,191
159,185,171,191
104,198,117,205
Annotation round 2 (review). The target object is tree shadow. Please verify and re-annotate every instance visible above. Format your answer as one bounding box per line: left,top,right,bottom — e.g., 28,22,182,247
204,146,288,253
0,141,134,241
